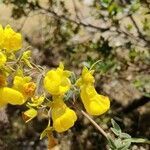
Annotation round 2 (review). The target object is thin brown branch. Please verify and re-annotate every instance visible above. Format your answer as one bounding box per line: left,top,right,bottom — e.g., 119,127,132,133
35,4,150,47
129,15,148,42
36,4,109,32
81,110,109,139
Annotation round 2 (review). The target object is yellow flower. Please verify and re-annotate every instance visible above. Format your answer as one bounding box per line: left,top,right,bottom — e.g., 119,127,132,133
3,25,22,52
80,85,110,115
51,96,77,132
76,67,110,115
0,87,25,107
13,76,36,98
76,67,95,86
0,51,7,67
0,25,4,48
44,63,71,95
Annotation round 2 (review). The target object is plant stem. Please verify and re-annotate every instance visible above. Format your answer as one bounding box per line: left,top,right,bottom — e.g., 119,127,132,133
30,62,45,77
81,110,108,139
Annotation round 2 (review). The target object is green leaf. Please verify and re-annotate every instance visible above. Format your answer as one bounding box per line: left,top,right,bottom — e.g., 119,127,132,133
120,133,131,139
111,119,121,132
64,90,74,101
107,137,117,150
124,138,150,144
111,127,120,136
70,72,77,84
114,138,122,148
118,141,131,150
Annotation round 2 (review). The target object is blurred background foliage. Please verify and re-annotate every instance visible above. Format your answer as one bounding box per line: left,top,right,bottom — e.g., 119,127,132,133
0,0,150,149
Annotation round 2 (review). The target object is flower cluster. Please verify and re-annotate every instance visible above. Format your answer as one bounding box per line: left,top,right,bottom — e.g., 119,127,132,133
43,63,77,132
0,24,36,107
0,24,110,139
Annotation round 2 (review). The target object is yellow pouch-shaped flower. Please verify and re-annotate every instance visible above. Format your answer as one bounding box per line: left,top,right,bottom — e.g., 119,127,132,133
80,85,110,116
76,67,110,115
51,96,77,132
3,25,22,52
0,87,25,107
44,63,71,95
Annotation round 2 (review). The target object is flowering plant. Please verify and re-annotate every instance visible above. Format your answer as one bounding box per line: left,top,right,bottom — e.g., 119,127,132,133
0,24,148,149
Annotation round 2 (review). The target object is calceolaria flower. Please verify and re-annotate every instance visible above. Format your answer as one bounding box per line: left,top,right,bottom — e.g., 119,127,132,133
51,96,77,132
44,62,71,95
2,25,22,52
13,76,36,99
0,87,25,107
0,74,25,107
80,85,110,115
76,67,110,116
